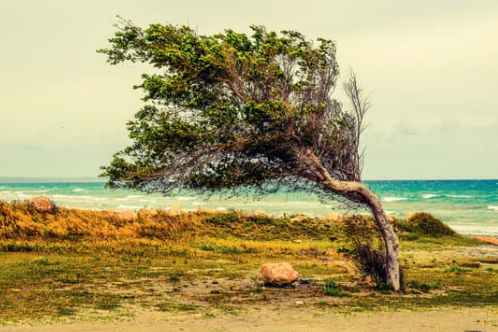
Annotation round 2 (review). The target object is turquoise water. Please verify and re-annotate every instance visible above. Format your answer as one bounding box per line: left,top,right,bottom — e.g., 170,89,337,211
0,180,497,235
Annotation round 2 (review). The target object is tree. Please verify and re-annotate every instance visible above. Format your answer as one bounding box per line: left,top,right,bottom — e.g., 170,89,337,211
98,20,401,290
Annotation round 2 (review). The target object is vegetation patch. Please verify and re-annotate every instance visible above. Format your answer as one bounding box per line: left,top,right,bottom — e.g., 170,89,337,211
0,202,495,323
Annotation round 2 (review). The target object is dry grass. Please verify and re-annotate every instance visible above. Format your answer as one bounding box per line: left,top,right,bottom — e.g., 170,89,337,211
0,201,496,324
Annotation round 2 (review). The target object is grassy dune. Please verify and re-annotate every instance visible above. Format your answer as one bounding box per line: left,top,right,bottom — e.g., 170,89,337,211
0,201,496,323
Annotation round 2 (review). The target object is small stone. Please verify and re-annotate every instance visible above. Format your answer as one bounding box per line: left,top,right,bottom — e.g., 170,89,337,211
299,278,313,285
295,301,304,305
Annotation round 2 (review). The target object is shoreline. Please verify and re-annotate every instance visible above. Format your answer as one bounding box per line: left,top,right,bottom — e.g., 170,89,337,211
2,179,498,236
1,196,498,238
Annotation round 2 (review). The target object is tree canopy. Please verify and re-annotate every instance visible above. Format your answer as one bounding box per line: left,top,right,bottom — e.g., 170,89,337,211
99,20,366,199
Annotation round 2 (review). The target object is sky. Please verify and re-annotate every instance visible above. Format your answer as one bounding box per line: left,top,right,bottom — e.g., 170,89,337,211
0,0,497,180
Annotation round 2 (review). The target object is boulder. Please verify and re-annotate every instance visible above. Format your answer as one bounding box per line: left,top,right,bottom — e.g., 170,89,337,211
28,196,56,213
259,262,299,286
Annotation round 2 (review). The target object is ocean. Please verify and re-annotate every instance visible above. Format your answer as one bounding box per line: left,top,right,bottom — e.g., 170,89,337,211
0,179,497,236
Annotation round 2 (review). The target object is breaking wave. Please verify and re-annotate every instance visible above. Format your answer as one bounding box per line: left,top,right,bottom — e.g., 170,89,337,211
382,197,408,202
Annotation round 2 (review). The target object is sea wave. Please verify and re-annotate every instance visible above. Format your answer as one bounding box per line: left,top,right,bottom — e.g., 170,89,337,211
446,195,472,198
52,194,93,200
382,197,408,202
422,194,438,199
72,188,85,192
117,204,143,210
487,205,498,211
117,195,144,201
176,196,197,201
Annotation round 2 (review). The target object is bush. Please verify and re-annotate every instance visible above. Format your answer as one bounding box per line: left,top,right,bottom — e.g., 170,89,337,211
350,244,387,284
323,279,348,297
205,213,240,226
408,213,455,237
445,263,471,274
341,215,388,285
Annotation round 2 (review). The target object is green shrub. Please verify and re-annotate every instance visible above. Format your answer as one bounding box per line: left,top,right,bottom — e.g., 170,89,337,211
205,213,240,226
407,281,439,293
341,216,388,285
445,263,471,274
408,213,455,237
323,279,348,297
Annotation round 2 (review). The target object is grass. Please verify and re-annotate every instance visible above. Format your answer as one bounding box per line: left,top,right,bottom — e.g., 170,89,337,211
0,200,496,323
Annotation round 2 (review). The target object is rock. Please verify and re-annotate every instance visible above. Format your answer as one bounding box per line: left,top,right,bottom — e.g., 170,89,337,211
168,204,181,216
28,196,56,213
299,278,313,285
295,301,304,305
386,214,397,223
137,209,158,219
259,262,299,286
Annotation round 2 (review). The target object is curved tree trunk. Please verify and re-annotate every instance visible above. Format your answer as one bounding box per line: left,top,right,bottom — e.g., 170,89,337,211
320,178,400,290
303,151,401,290
360,187,401,291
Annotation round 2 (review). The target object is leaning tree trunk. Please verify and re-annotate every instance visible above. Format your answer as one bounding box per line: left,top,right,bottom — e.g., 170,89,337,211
320,178,401,290
360,187,401,291
304,151,401,290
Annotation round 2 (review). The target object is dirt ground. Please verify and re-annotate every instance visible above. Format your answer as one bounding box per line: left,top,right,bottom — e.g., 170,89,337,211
2,308,497,332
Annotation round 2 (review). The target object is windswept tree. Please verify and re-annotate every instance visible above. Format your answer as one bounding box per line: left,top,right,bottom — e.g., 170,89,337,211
98,20,401,290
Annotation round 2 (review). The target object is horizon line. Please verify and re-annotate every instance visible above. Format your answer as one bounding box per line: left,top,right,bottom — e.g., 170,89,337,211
1,176,497,183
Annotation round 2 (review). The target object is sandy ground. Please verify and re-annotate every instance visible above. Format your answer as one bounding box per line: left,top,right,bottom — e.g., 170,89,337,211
2,309,497,332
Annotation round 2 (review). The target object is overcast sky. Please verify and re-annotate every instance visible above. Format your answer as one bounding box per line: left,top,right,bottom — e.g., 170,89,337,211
1,0,497,179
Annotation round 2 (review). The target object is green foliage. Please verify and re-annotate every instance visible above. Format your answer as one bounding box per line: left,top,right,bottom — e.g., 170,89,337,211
340,216,388,284
406,213,456,237
406,281,439,293
323,279,348,297
205,213,240,226
98,20,361,193
395,213,456,238
445,263,472,274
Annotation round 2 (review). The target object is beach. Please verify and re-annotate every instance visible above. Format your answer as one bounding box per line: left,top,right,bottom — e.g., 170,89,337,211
2,309,497,332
